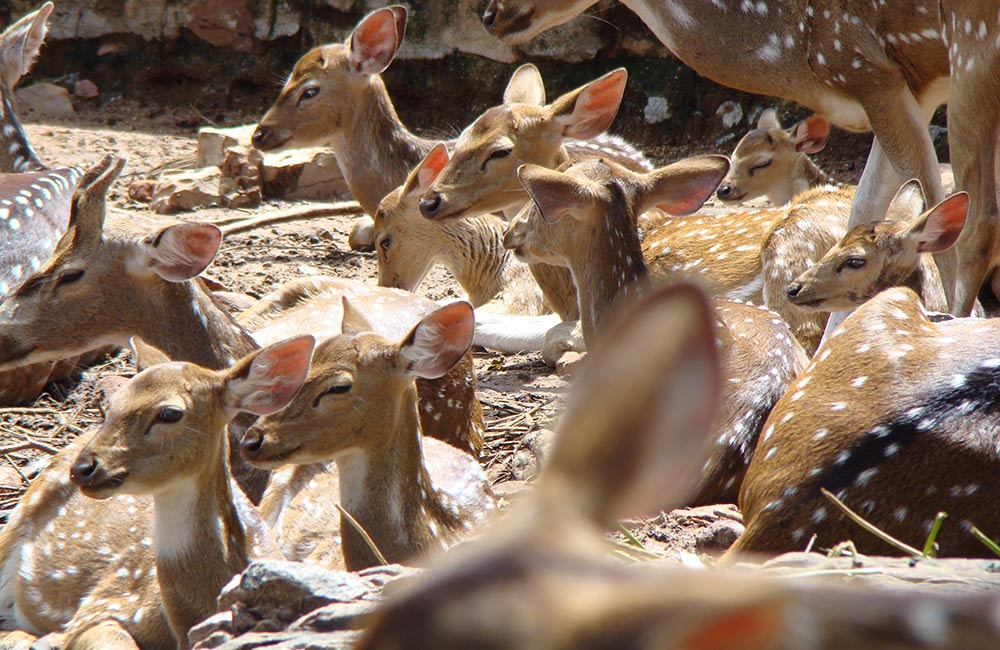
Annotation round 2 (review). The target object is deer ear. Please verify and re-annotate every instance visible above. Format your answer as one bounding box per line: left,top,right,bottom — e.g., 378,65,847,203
417,143,450,191
0,1,52,89
907,191,969,253
518,164,593,224
130,337,171,372
537,284,720,526
550,68,627,140
503,63,545,105
756,108,781,130
347,5,406,76
144,223,222,282
397,302,474,379
790,115,830,154
340,296,375,334
672,601,784,650
884,179,926,224
639,155,730,216
225,335,315,416
68,153,126,249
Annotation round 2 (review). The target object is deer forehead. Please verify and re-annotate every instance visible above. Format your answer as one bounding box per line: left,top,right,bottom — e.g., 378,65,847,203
107,363,209,416
290,44,347,80
311,334,396,376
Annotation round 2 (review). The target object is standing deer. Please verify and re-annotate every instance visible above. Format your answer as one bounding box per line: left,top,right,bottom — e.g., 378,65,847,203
241,302,495,571
356,283,1000,650
482,0,999,319
717,109,836,206
0,336,306,649
504,155,809,505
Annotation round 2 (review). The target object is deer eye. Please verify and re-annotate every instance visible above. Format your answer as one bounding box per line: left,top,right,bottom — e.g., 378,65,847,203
54,269,85,289
298,86,320,105
313,383,352,407
748,159,772,176
482,148,512,170
840,257,867,272
156,407,184,424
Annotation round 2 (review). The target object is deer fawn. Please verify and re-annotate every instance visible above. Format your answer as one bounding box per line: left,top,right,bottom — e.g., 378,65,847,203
787,181,966,314
240,302,495,571
356,283,1000,649
504,156,808,505
483,0,1000,319
0,336,306,649
717,109,836,206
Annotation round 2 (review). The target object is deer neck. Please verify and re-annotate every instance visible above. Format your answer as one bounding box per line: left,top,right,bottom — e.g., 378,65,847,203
153,435,249,641
788,155,836,202
335,387,457,571
0,86,44,173
141,279,259,370
331,77,434,216
569,200,648,344
441,216,511,307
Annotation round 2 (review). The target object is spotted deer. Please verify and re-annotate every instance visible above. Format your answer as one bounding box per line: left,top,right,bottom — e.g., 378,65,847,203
504,156,809,505
18,336,309,649
240,302,495,571
0,154,484,585
483,0,1000,319
734,285,1000,558
717,109,836,206
357,283,1000,650
252,5,641,249
0,3,92,405
787,181,967,314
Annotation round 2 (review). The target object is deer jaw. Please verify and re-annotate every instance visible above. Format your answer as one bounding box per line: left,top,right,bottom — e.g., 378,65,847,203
482,0,599,44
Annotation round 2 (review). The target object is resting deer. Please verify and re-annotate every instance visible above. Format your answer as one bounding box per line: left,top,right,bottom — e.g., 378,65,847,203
734,282,1000,558
39,336,307,649
504,156,808,504
357,283,1000,649
241,302,495,571
0,155,483,589
0,2,90,405
787,181,965,314
482,0,1000,319
717,109,836,206
252,5,641,250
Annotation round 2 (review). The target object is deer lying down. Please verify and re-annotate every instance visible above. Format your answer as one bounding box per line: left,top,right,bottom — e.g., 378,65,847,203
252,5,645,251
241,302,495,571
504,156,808,505
0,336,308,649
356,284,1000,650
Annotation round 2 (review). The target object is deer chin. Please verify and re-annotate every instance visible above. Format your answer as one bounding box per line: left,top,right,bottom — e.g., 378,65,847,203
244,443,303,469
77,471,129,500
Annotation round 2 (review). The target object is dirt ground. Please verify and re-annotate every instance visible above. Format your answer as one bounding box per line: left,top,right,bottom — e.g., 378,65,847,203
0,97,879,558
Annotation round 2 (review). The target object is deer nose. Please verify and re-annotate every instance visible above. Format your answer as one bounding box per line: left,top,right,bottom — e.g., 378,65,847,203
716,183,734,200
251,125,271,149
70,454,99,485
420,193,444,219
502,225,520,249
787,282,803,300
483,1,498,28
240,431,265,460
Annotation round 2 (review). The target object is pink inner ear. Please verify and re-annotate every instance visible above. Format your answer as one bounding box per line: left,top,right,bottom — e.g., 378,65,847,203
563,70,626,139
152,224,221,282
351,9,399,74
418,145,449,190
238,336,314,415
919,192,969,253
794,116,830,154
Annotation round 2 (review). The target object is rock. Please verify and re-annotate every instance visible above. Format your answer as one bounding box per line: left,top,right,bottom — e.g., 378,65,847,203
198,125,256,168
523,428,556,466
195,630,361,650
184,0,254,52
189,611,235,648
14,83,73,118
289,602,375,633
259,149,351,201
510,450,538,481
554,350,585,376
73,79,99,99
127,179,156,202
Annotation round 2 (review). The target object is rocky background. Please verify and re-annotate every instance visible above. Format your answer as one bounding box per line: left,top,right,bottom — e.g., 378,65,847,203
0,0,895,158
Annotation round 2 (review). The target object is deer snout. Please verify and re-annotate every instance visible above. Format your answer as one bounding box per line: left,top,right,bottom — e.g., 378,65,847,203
69,454,100,485
419,193,444,219
716,182,735,200
482,0,498,28
502,223,522,250
787,282,803,300
251,124,282,151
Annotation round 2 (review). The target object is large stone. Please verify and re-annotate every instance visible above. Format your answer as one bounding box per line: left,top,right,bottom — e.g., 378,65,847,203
13,82,73,118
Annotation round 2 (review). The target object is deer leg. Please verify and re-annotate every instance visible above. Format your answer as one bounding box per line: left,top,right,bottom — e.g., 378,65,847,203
936,15,1000,316
61,620,138,650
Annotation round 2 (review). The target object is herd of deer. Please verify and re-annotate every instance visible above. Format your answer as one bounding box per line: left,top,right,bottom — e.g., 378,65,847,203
0,1,997,648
